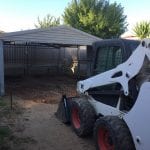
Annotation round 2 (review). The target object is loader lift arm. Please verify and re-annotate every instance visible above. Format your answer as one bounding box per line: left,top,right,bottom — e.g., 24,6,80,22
77,39,150,96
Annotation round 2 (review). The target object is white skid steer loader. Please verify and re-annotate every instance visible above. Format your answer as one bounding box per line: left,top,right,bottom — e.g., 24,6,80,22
56,38,150,150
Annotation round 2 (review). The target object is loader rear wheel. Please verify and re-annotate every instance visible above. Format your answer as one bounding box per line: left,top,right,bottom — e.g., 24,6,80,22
71,99,96,137
94,116,135,150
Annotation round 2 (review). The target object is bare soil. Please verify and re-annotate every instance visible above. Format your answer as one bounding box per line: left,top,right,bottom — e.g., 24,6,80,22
5,75,77,104
3,76,95,150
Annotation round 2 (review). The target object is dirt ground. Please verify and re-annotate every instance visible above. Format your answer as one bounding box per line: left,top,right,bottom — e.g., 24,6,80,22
2,76,95,150
5,75,78,104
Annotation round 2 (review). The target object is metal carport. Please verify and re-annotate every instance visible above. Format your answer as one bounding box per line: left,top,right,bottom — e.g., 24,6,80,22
0,25,101,96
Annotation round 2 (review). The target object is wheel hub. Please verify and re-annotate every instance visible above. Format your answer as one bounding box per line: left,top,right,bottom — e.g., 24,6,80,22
72,107,81,129
98,127,114,150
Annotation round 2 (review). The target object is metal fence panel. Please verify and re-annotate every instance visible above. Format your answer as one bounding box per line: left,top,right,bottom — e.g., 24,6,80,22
4,44,88,77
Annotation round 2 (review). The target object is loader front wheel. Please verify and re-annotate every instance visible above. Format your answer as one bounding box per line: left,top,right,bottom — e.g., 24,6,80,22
71,99,96,137
94,116,135,150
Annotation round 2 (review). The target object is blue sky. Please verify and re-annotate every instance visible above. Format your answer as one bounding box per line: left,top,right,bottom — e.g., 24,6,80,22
0,0,149,32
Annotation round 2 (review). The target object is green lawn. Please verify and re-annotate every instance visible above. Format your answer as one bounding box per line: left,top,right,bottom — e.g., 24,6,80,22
0,126,11,144
0,97,11,146
0,98,7,107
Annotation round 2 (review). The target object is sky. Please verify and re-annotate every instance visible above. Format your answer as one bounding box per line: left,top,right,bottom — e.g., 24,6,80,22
0,0,149,32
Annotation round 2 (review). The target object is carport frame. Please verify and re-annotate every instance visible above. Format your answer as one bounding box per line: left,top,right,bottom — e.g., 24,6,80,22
0,40,89,96
0,26,102,96
0,40,4,96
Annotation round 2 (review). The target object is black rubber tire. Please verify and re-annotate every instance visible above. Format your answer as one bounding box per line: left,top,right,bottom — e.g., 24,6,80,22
94,116,136,150
70,98,96,137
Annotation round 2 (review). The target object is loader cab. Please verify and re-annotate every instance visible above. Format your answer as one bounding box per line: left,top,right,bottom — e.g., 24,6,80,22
88,39,140,110
92,39,140,75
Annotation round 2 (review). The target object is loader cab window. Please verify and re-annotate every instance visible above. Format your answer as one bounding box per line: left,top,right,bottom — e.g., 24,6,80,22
94,46,122,74
89,45,123,107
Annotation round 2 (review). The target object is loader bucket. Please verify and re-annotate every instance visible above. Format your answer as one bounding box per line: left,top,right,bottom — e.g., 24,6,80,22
55,95,71,124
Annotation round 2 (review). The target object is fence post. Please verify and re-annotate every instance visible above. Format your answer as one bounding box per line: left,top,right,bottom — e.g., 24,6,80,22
77,46,80,78
57,47,61,74
0,40,5,96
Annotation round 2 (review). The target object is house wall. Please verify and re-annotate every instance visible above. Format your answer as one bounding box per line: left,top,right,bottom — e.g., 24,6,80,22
4,44,88,77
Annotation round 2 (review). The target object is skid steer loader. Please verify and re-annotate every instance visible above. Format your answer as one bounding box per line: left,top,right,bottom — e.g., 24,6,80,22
56,38,150,150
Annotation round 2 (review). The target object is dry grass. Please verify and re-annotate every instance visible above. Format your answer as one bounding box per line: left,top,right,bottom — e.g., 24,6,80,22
0,97,24,150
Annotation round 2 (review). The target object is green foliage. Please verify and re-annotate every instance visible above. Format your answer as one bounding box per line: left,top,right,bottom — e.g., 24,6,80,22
35,14,60,28
133,21,150,39
63,0,127,38
0,99,6,107
0,126,11,144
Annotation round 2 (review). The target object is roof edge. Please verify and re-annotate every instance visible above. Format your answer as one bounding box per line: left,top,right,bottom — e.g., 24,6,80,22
0,25,102,41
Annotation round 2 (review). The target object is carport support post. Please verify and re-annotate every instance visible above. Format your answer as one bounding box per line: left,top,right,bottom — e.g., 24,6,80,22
0,40,4,96
77,46,80,78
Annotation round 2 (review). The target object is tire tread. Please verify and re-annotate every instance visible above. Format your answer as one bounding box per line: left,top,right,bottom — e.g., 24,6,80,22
94,116,136,150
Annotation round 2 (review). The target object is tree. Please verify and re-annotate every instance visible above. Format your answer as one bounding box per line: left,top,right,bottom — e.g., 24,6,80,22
133,21,150,39
0,30,4,34
35,14,60,28
63,0,127,38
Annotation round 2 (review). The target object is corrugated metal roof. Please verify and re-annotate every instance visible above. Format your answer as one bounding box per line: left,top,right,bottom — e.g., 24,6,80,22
0,25,102,46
